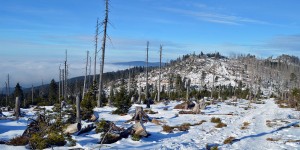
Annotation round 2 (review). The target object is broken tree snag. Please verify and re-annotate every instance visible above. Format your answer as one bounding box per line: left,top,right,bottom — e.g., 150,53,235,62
15,97,20,119
132,106,152,123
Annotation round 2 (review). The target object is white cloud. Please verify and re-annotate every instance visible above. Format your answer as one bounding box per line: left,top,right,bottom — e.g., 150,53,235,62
161,7,269,25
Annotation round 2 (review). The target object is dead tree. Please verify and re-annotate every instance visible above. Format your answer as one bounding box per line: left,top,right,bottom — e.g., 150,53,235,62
98,0,109,107
31,84,34,105
157,44,162,102
5,82,8,106
15,97,20,119
63,50,68,100
93,18,99,83
138,76,142,104
88,56,92,88
76,95,81,124
146,41,150,108
58,65,61,103
7,74,10,100
83,51,89,98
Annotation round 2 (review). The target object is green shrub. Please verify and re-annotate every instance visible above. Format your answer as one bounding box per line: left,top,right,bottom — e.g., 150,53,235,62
7,136,29,146
100,133,121,144
29,133,48,150
131,134,141,141
65,134,76,146
211,117,221,123
95,119,110,133
47,132,66,146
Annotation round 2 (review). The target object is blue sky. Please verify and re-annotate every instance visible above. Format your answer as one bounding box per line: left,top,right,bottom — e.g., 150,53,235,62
1,0,300,87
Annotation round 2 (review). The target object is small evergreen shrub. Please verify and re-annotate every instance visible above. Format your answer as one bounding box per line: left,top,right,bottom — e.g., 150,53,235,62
95,119,110,133
131,134,141,141
100,133,121,144
29,133,48,150
47,132,66,146
65,134,76,146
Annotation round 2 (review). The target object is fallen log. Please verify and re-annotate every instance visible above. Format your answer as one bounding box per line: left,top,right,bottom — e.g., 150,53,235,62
77,124,95,135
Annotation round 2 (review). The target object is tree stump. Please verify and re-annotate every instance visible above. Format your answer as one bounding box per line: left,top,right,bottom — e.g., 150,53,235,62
133,121,148,137
192,103,201,114
132,106,151,123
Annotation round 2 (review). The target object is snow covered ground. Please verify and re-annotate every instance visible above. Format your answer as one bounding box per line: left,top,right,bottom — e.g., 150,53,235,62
0,99,299,150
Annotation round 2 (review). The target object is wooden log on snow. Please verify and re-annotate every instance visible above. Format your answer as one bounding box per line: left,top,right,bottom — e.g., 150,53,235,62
64,123,82,134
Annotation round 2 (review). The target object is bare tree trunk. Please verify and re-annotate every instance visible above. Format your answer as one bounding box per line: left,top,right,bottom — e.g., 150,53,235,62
31,85,34,105
98,0,109,107
89,56,92,89
108,84,113,106
83,51,89,98
59,65,61,103
158,45,162,102
138,76,141,104
5,82,8,106
93,18,99,83
7,74,10,99
62,69,64,99
15,97,20,119
146,41,150,108
76,95,81,124
64,50,68,100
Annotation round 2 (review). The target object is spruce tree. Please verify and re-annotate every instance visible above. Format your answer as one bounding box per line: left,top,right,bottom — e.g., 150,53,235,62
49,79,58,105
112,80,131,114
14,83,24,102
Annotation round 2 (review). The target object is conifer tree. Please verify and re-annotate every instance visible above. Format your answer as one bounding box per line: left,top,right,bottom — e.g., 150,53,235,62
112,80,131,114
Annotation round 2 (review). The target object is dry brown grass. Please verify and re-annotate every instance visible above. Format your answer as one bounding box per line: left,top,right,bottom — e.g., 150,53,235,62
241,122,250,130
215,122,227,128
223,136,235,144
266,137,280,141
162,125,174,133
211,117,221,123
